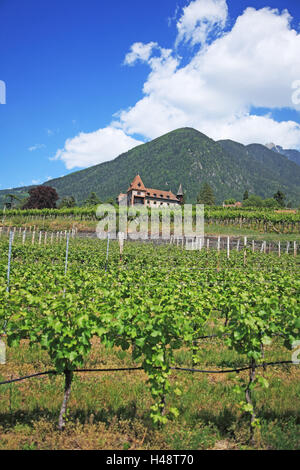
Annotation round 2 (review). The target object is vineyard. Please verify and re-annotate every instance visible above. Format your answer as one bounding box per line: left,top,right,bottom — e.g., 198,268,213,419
0,236,299,449
1,206,300,234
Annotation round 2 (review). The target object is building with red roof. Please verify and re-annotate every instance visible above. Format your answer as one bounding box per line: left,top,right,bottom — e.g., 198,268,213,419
117,175,183,207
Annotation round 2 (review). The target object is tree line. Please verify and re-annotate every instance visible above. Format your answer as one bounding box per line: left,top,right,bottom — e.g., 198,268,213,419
3,184,294,210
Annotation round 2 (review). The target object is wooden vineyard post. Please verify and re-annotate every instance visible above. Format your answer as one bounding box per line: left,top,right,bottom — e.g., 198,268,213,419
278,241,281,257
286,242,290,255
22,229,26,245
105,233,110,272
32,231,36,245
118,231,124,262
294,241,297,257
44,232,47,246
207,238,210,251
227,236,230,259
243,237,247,266
252,240,255,253
217,236,220,272
236,239,240,252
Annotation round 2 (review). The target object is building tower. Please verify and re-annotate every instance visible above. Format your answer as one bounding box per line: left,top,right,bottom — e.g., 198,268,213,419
177,184,184,205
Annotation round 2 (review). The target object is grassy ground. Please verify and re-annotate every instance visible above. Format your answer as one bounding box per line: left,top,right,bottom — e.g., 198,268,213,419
0,337,299,450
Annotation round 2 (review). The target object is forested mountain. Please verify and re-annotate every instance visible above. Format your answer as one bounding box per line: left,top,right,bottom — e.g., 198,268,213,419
265,143,300,167
1,127,300,207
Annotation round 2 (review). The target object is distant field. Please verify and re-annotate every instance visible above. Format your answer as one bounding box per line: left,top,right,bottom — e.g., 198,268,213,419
0,206,300,241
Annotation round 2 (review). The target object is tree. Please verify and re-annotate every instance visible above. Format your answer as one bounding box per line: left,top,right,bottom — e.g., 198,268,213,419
224,198,236,205
58,196,76,208
242,195,263,207
197,183,215,205
4,193,23,209
22,186,59,209
105,197,116,205
263,198,280,208
273,190,286,208
243,190,249,200
84,192,101,206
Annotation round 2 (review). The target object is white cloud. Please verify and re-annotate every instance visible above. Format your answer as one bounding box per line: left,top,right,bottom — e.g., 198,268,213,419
53,127,144,169
176,0,228,47
117,3,300,149
204,114,300,149
124,42,159,65
53,1,300,170
28,143,46,151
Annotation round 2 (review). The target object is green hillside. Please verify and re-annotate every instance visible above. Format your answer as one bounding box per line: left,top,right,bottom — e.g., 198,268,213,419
218,140,300,204
1,127,300,207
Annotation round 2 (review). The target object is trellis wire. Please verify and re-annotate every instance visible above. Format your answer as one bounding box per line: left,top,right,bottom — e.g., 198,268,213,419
0,360,296,386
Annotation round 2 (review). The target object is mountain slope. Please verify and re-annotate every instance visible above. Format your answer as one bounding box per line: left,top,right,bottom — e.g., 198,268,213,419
265,143,300,167
218,139,300,203
1,127,300,207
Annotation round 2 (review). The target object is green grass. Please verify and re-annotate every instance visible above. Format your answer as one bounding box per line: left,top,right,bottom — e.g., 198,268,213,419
0,338,299,450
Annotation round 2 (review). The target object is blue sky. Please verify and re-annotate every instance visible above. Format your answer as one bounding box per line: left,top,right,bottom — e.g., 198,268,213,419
1,0,300,190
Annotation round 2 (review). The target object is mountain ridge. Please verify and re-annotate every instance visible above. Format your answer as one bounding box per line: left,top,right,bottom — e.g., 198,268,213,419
1,127,300,207
264,143,300,167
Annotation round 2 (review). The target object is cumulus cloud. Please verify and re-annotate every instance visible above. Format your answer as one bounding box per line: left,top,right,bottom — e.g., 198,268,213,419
53,0,300,169
117,2,300,149
176,0,228,46
53,127,144,170
124,42,159,65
